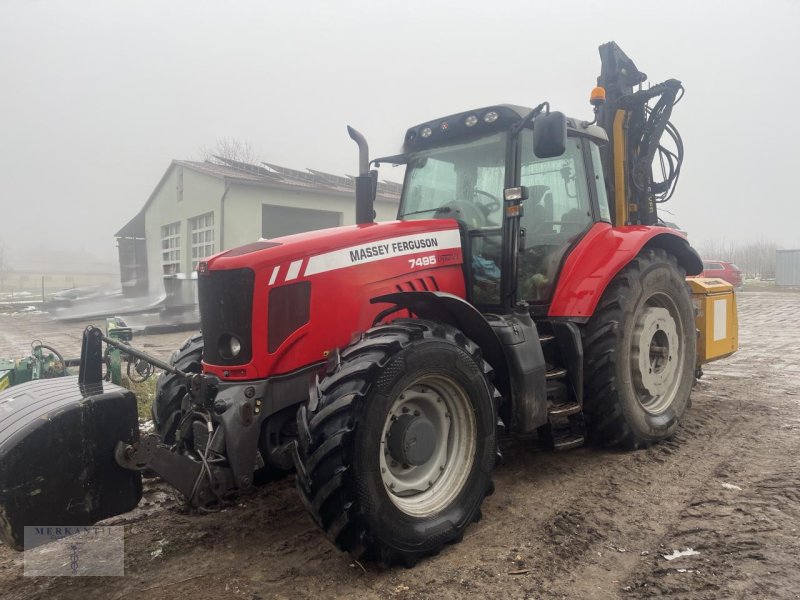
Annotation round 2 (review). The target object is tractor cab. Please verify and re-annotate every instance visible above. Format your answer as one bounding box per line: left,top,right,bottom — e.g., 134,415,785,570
376,105,610,311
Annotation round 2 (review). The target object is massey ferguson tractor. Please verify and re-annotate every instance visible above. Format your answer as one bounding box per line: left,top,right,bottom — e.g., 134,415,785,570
0,43,737,566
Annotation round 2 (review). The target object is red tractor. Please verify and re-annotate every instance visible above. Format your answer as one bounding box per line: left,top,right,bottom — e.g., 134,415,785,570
0,43,717,566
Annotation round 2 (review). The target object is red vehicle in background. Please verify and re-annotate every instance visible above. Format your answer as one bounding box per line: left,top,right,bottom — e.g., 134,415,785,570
700,260,743,288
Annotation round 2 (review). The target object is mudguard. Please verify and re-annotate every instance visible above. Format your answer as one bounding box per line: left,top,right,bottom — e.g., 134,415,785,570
371,291,508,384
548,223,702,319
371,291,550,433
0,377,142,550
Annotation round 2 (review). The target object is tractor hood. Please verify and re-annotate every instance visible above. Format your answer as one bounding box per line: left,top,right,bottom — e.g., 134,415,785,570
205,219,462,274
199,219,467,380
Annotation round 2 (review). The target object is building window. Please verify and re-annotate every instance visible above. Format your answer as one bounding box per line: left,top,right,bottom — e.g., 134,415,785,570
190,212,215,269
161,221,181,275
262,204,341,239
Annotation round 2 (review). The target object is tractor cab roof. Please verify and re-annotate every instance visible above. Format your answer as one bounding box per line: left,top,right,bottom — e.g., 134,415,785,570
374,104,608,166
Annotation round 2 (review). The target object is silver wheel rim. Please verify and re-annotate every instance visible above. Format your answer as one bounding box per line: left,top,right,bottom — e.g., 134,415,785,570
630,292,685,415
379,374,476,518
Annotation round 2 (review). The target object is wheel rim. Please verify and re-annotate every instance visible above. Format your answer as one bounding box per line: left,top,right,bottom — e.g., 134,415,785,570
379,374,476,518
630,291,685,415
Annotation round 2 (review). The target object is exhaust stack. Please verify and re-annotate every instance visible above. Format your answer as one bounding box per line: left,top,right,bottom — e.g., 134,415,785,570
348,126,377,225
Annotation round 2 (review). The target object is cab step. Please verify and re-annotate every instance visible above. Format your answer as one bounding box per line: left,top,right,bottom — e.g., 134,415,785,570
553,433,585,451
545,367,567,380
548,401,582,418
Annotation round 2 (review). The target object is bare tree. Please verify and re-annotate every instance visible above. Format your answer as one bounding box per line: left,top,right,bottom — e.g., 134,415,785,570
696,237,780,279
199,138,261,166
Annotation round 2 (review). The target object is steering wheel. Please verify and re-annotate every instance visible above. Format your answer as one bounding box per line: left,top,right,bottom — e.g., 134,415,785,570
474,189,501,214
434,201,488,229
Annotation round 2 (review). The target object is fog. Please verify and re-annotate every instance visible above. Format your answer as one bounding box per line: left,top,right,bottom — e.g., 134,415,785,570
1,0,798,269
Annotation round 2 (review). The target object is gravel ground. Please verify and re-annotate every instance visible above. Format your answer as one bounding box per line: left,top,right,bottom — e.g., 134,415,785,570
0,311,195,364
1,290,798,599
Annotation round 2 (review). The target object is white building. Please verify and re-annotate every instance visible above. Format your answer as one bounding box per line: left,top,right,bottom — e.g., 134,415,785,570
115,158,401,305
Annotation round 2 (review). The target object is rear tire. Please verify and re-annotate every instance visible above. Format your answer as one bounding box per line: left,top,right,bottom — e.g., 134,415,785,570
582,248,696,449
152,333,203,444
294,320,497,566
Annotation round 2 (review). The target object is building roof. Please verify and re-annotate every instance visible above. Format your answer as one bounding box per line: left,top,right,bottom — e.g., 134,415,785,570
115,158,403,239
115,208,145,238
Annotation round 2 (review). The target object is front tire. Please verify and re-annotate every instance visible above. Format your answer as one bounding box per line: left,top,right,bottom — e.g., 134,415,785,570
583,248,696,449
152,333,203,444
294,320,497,566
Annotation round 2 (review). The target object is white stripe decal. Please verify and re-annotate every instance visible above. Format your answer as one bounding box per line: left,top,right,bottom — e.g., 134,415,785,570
713,298,727,341
285,260,303,281
305,230,461,276
268,266,279,286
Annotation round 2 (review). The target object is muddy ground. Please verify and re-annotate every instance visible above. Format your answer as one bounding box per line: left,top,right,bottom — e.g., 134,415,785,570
1,290,798,599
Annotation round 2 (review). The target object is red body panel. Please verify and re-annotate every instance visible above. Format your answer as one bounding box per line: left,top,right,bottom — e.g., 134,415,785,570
203,220,466,380
548,223,691,318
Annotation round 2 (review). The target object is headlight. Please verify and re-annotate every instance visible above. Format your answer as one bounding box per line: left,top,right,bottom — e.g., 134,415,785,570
484,111,499,123
219,334,242,359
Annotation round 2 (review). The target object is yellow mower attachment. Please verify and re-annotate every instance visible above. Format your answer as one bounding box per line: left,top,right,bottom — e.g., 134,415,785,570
688,278,738,368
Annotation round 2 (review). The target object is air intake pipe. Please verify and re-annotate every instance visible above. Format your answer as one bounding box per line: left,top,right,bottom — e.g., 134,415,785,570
348,126,378,225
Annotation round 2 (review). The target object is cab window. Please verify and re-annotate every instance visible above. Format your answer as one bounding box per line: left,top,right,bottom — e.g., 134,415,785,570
518,135,593,301
589,142,611,222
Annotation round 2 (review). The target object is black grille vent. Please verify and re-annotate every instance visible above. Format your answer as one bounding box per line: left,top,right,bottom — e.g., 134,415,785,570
268,281,311,353
198,268,255,366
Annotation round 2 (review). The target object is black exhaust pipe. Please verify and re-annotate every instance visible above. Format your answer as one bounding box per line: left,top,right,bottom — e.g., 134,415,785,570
348,126,377,225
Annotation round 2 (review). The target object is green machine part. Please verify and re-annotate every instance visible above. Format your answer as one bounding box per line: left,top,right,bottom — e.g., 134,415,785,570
0,357,37,391
105,317,133,386
0,365,14,391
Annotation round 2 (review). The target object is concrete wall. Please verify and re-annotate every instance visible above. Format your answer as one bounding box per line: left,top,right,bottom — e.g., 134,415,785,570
776,249,800,286
0,271,118,298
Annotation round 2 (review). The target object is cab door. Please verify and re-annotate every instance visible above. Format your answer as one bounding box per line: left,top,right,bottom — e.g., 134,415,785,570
517,134,605,303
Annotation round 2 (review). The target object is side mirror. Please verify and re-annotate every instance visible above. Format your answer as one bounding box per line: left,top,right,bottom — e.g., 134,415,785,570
532,111,567,158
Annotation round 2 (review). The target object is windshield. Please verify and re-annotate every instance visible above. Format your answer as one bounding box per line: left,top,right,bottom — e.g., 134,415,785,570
398,132,506,230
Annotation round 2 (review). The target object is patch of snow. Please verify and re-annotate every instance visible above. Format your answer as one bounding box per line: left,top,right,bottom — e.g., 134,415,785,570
721,482,742,491
663,548,700,561
150,538,168,559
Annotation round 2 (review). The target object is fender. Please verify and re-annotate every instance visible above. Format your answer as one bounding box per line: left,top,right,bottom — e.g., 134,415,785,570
371,291,508,386
548,223,703,319
370,291,550,433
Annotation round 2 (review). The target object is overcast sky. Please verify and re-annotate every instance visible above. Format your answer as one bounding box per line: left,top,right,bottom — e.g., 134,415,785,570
1,0,798,265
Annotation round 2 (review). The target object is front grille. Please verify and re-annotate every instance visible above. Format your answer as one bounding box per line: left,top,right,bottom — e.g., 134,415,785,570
198,268,255,366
